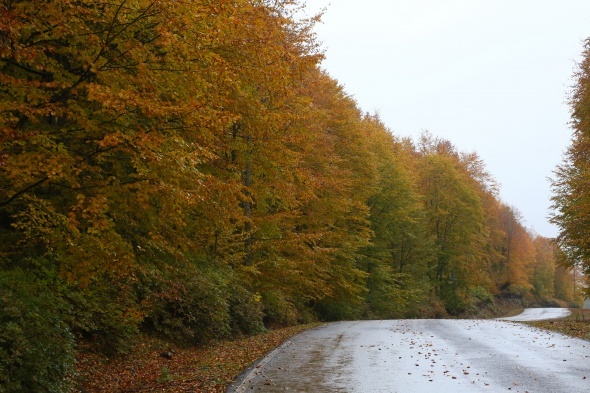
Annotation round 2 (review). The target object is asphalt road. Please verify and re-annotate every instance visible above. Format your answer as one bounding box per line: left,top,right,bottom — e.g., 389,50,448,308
497,307,571,321
228,309,590,393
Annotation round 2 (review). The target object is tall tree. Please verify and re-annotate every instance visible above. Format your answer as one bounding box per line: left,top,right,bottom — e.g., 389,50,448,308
531,236,556,300
497,205,535,293
416,133,488,313
362,115,433,317
291,72,375,320
551,39,590,281
554,246,577,304
0,0,245,281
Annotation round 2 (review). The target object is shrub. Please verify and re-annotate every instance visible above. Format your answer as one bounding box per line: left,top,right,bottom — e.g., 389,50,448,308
228,284,265,335
144,269,231,343
314,297,363,321
469,286,494,305
411,296,448,319
504,284,529,299
262,291,300,326
440,284,468,316
61,281,140,356
0,269,76,393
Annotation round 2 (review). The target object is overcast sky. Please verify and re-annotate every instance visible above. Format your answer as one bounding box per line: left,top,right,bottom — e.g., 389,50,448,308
307,0,590,238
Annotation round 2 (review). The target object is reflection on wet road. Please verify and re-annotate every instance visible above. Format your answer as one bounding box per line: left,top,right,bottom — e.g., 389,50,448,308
497,307,571,321
228,311,590,392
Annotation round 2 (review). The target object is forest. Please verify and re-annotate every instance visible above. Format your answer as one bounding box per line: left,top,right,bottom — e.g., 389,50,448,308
0,0,583,391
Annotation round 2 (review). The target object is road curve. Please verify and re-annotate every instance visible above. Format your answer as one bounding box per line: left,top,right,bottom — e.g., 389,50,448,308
228,315,590,392
496,307,571,321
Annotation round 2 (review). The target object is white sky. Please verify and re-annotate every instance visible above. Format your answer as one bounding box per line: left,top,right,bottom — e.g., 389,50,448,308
306,0,590,238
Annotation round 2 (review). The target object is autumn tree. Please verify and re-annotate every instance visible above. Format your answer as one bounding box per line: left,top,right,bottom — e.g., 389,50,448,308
286,72,375,321
554,246,577,304
531,236,556,300
1,0,254,268
495,205,535,294
416,133,488,313
0,0,327,363
551,39,590,282
361,115,433,318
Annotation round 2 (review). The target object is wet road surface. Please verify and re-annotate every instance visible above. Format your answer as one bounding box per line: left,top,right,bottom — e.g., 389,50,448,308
497,307,571,321
228,311,590,393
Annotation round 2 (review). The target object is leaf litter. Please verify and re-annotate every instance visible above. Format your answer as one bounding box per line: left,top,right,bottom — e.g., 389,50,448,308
74,324,316,393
